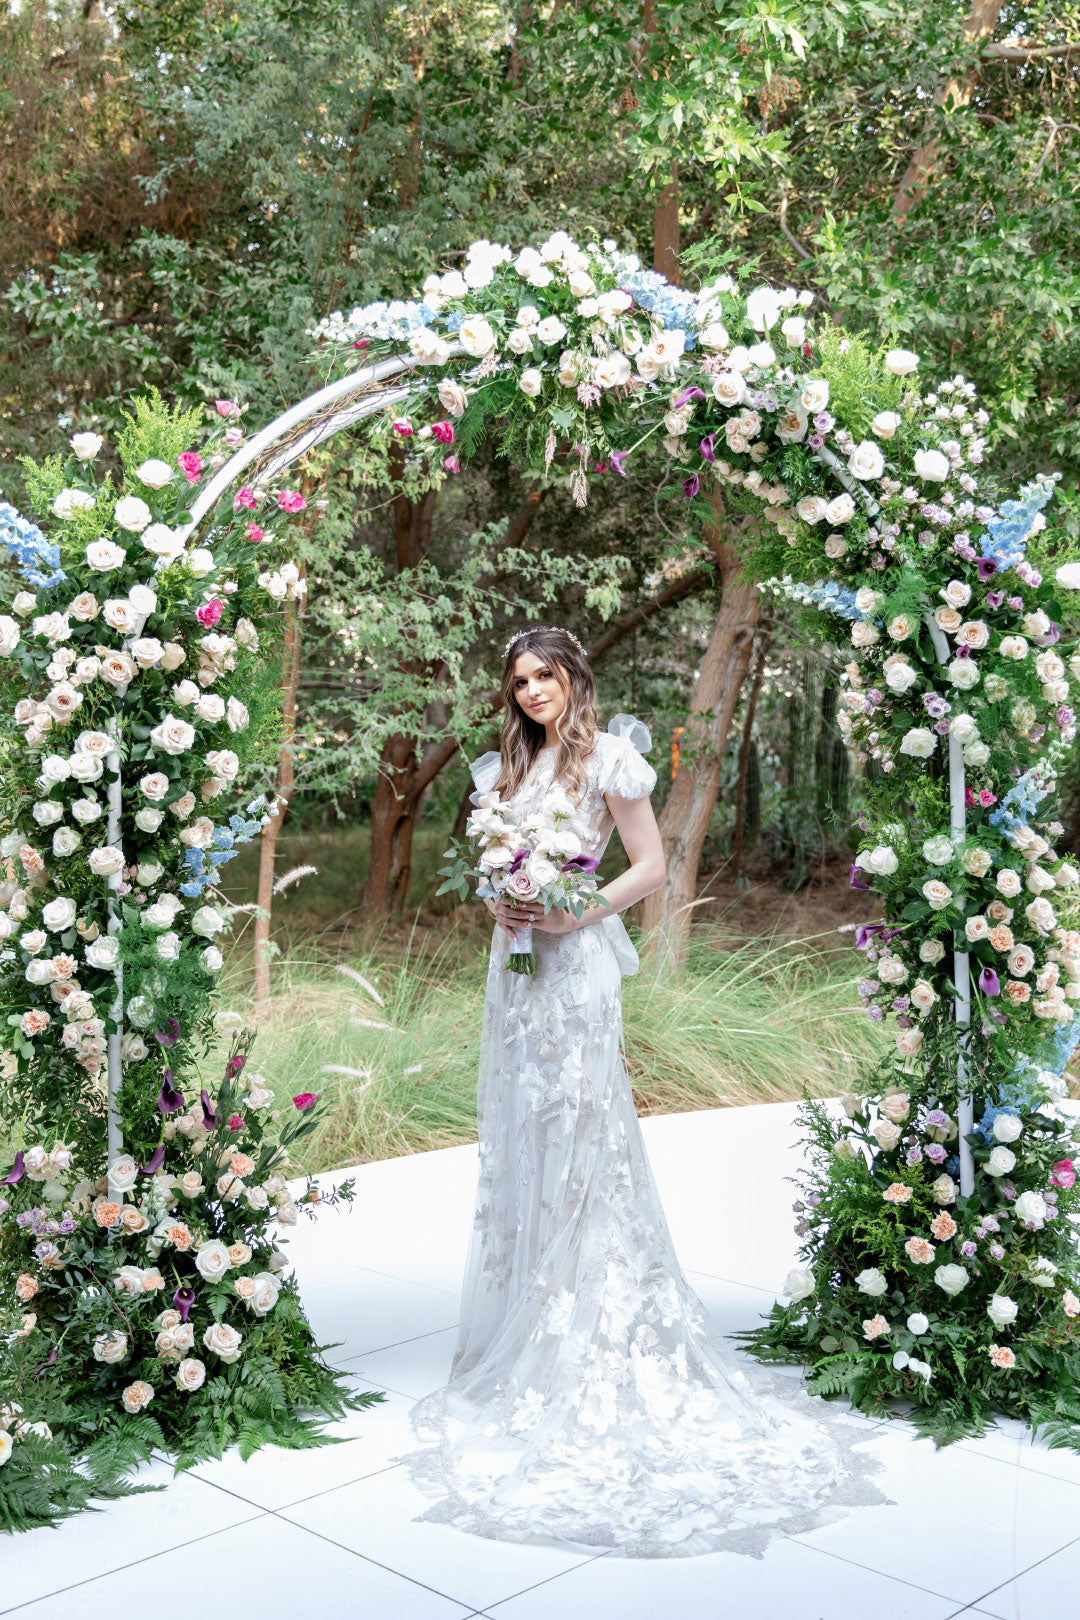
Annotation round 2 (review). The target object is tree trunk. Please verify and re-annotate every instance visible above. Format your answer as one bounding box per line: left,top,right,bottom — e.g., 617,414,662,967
253,576,304,1015
890,1,1005,223
643,0,680,283
730,617,770,883
640,520,761,972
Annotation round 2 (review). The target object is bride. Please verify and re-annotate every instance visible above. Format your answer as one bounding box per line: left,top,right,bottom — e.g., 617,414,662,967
394,625,885,1558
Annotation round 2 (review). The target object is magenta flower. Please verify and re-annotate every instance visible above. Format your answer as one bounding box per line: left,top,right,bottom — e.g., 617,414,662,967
292,1092,317,1111
351,337,371,349
444,455,461,474
278,489,307,514
233,486,258,511
178,451,204,483
228,1113,243,1134
978,789,997,807
391,417,414,438
609,449,630,476
671,386,706,410
699,434,716,463
976,558,997,581
431,420,455,445
1051,1158,1076,1189
246,523,264,544
196,599,224,628
214,399,241,419
200,1088,217,1128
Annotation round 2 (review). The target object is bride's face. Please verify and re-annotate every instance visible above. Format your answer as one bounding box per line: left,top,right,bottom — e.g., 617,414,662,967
512,650,567,729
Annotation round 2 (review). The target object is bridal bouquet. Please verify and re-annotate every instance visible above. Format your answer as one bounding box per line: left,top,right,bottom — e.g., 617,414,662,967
437,781,608,973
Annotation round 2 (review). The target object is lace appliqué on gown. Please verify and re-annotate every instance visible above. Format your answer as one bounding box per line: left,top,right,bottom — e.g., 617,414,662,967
391,719,888,1558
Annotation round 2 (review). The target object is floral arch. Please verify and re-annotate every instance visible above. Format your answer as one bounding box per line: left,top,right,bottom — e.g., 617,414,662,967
2,229,1080,1520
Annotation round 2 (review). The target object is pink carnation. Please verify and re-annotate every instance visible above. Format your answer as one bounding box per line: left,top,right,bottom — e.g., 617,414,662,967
391,418,413,438
431,420,455,446
196,599,224,628
233,486,258,511
444,455,461,474
1050,1158,1076,1189
246,523,264,544
214,399,241,419
277,489,307,514
292,1092,317,1112
178,451,204,483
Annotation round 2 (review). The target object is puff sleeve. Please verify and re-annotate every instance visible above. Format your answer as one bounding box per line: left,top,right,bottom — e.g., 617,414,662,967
467,749,503,804
597,714,657,800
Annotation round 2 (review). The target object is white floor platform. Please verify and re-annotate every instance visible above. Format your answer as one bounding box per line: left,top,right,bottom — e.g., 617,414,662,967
5,1100,1079,1618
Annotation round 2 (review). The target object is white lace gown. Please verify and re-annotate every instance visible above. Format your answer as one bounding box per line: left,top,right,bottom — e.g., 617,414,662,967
394,716,885,1558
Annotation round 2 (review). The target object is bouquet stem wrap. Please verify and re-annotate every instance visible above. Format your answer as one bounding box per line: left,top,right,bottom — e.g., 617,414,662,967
508,920,534,974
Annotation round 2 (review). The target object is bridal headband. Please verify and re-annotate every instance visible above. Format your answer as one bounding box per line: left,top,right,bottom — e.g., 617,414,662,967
502,624,589,659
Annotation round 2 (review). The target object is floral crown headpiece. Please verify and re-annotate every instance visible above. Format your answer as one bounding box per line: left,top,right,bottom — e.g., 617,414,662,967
502,624,588,660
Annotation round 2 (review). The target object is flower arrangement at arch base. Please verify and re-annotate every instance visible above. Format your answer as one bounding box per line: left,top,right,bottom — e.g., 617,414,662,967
0,395,376,1531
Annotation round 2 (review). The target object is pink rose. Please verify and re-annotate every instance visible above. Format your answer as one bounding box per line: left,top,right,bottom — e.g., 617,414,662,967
445,455,461,474
506,869,540,901
196,599,224,628
233,486,258,511
214,399,241,419
351,338,371,350
178,451,204,483
1050,1159,1076,1189
246,523,263,544
292,1092,317,1111
277,489,307,514
431,420,455,445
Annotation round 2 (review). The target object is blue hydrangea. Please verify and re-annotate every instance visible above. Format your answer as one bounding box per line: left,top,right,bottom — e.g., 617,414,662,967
0,497,65,588
988,768,1052,833
618,268,700,350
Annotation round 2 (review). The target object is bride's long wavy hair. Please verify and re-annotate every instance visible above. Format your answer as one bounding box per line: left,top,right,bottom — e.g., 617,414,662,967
495,627,598,805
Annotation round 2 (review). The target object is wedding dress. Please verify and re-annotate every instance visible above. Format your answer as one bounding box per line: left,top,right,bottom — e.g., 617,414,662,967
393,715,885,1557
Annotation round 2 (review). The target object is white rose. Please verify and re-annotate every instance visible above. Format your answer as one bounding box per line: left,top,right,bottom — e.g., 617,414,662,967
899,727,936,758
874,1121,901,1151
848,440,885,481
141,523,185,560
195,694,225,723
458,316,497,357
150,715,196,755
1014,1190,1047,1227
948,658,979,691
800,378,830,414
194,1240,232,1281
85,539,127,572
855,1268,888,1297
699,321,730,352
51,488,95,519
52,826,81,857
934,1264,969,1297
70,432,103,461
42,897,77,933
884,348,919,376
88,844,124,877
175,1357,207,1392
248,1273,281,1316
914,448,950,482
519,367,543,398
711,371,746,407
112,495,153,532
135,808,164,832
906,1312,929,1335
780,315,806,346
202,945,224,972
992,1114,1022,1144
872,410,901,440
225,696,249,732
534,315,567,346
188,548,215,576
0,615,21,655
782,1268,815,1302
985,1146,1016,1178
987,1295,1018,1327
69,751,103,783
796,496,828,524
72,798,102,825
85,936,120,969
136,458,173,488
506,327,533,356
139,772,170,802
884,659,918,694
93,1330,128,1364
824,493,856,525
192,905,225,938
202,1321,243,1363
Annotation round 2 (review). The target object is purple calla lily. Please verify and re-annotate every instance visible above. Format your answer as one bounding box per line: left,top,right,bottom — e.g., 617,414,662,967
671,386,706,410
154,1017,182,1049
2,1151,25,1183
986,590,1004,609
508,847,530,874
157,1071,185,1115
200,1088,216,1128
979,966,1001,997
849,863,871,892
141,1143,165,1174
173,1286,195,1322
608,449,630,477
561,854,600,875
682,474,701,499
976,558,997,582
699,434,716,463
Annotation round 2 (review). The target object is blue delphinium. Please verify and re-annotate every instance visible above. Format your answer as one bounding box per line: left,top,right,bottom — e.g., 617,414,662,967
977,473,1057,570
0,496,65,588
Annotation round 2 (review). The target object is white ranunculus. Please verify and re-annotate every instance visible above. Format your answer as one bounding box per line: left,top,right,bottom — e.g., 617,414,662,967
70,432,103,461
855,1268,888,1297
848,440,885,481
964,741,990,768
85,539,127,572
948,713,978,745
899,726,936,758
519,367,543,398
914,448,950,482
42,897,77,933
782,1267,815,1302
934,1264,969,1296
987,1295,1018,1328
112,495,153,532
884,348,919,376
136,458,173,488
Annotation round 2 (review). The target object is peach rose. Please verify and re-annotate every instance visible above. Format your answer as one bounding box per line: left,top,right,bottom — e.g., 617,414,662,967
862,1314,890,1340
175,1357,206,1393
1005,980,1031,1005
15,1274,39,1302
93,1200,122,1227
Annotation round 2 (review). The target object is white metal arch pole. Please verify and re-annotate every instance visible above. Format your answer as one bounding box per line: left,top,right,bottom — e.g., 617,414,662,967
187,344,464,530
105,716,125,1199
924,607,976,1198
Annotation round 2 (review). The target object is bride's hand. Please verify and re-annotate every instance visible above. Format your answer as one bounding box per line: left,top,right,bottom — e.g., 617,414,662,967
530,906,581,936
492,898,542,937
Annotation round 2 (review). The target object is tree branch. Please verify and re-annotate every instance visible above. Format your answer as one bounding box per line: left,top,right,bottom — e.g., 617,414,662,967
984,40,1079,62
